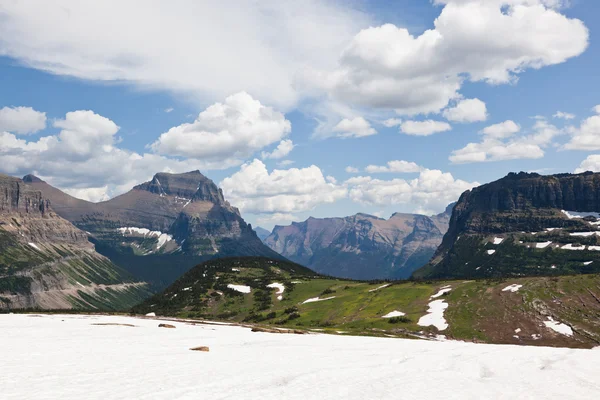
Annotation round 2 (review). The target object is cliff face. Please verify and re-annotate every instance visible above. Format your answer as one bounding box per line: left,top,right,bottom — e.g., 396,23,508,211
27,170,281,290
265,208,453,280
414,172,600,280
0,174,150,310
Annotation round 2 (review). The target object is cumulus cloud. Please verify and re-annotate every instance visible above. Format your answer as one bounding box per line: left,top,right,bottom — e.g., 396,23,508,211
261,139,295,160
382,118,402,127
365,160,422,173
62,186,110,203
277,160,295,167
0,106,46,134
303,0,588,116
346,169,478,212
345,166,359,173
220,159,347,215
594,105,600,114
442,98,488,123
450,119,560,163
564,114,600,150
400,120,452,136
553,111,575,120
575,155,600,173
332,117,377,138
150,92,291,164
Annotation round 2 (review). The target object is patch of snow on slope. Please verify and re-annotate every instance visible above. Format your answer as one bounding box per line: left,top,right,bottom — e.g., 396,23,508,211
144,312,156,317
584,261,594,266
117,227,173,249
267,283,285,300
562,210,600,219
155,233,173,249
231,268,240,272
302,296,336,304
3,314,600,399
570,232,599,237
431,287,452,299
562,244,585,251
381,311,405,318
418,300,448,331
487,249,496,255
588,246,600,251
544,317,573,337
493,237,503,245
502,284,523,293
545,228,559,232
227,284,251,294
369,284,390,292
536,241,552,249
28,242,41,251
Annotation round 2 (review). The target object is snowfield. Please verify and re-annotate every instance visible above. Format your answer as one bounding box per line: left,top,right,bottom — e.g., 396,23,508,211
227,284,251,294
2,314,600,399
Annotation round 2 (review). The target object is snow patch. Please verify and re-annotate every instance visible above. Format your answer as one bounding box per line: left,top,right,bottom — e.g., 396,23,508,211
561,210,600,220
515,328,521,333
569,232,599,237
588,246,600,251
117,227,173,249
544,317,573,337
145,312,156,317
381,311,405,318
431,287,452,299
418,300,448,331
231,268,240,272
493,237,503,245
561,244,585,251
369,283,390,292
536,241,552,249
227,284,251,294
302,296,336,304
267,283,285,301
487,249,496,255
28,242,41,251
502,284,523,293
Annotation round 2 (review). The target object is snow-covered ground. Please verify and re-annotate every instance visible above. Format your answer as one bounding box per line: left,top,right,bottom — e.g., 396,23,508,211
227,284,251,293
2,314,600,399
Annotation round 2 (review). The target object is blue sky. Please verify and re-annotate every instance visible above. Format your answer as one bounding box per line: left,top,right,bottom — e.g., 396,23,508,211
1,0,600,230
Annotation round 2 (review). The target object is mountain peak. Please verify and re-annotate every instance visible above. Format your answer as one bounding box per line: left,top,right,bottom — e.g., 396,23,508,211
22,174,44,183
134,170,224,204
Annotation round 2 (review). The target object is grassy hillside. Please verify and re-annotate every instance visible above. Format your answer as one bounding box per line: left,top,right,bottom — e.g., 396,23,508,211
133,257,600,348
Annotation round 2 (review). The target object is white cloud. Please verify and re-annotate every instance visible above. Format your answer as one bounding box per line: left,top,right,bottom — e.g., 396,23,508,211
332,117,377,138
303,1,587,116
481,120,521,138
442,98,488,123
382,118,402,127
164,107,174,113
62,186,110,202
365,160,422,173
261,139,295,160
345,166,359,173
553,111,575,120
564,115,600,150
150,92,291,164
0,106,46,134
277,160,295,167
593,105,600,114
575,155,600,173
255,213,298,227
346,169,478,212
450,119,560,163
400,120,452,136
0,1,369,111
220,159,347,215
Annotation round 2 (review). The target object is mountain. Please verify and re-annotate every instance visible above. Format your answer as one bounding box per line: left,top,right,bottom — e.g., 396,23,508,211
0,174,150,310
414,171,600,279
253,226,271,242
133,256,600,348
264,207,454,280
25,171,283,290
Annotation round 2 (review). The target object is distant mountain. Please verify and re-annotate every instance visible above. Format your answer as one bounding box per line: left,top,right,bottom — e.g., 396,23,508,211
25,171,283,290
254,226,271,242
264,207,454,280
0,174,150,310
414,172,600,280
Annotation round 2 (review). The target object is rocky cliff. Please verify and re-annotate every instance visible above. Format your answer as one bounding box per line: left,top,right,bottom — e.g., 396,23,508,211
27,170,282,290
265,207,453,280
414,172,600,279
0,174,150,310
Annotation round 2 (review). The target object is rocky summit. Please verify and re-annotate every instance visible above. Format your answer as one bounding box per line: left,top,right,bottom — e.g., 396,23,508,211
414,172,600,279
0,174,150,310
264,206,453,280
26,170,281,290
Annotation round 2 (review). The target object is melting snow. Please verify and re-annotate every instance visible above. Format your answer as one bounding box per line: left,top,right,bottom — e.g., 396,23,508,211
117,227,173,249
267,283,285,301
584,261,594,266
231,268,240,272
487,249,496,255
536,241,552,249
369,284,391,292
302,296,336,304
545,228,559,232
431,287,452,299
28,242,41,251
502,284,523,293
227,284,251,294
515,328,522,334
182,287,191,292
561,210,600,219
381,311,406,318
561,244,585,251
145,312,156,317
544,317,573,337
493,237,503,245
418,300,449,331
588,246,600,251
570,232,599,237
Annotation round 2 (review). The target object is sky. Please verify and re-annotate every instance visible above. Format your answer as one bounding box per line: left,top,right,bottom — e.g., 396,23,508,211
1,0,600,230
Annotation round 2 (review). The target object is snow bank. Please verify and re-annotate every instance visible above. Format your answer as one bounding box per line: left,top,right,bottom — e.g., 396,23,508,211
267,283,285,300
561,210,600,219
1,314,600,399
381,311,405,318
28,242,41,251
117,227,173,249
145,312,156,317
544,317,573,337
502,284,523,293
227,284,251,294
431,287,452,299
588,246,600,251
418,300,449,331
570,232,599,237
561,244,585,251
493,237,503,245
536,241,552,249
583,261,594,266
369,284,390,292
487,249,496,255
302,296,336,304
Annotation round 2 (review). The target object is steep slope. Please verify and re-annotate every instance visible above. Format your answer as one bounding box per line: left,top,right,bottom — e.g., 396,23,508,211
27,171,283,290
133,256,600,349
414,171,600,279
254,226,271,242
264,208,453,280
0,174,150,310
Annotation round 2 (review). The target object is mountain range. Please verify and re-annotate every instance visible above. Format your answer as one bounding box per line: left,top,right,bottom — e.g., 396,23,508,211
263,205,453,280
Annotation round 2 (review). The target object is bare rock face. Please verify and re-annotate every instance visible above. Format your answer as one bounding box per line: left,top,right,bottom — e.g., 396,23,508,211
158,323,176,329
264,207,453,280
190,346,209,352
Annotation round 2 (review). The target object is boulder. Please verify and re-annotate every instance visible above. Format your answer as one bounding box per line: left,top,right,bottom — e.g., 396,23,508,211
158,323,176,329
190,346,210,352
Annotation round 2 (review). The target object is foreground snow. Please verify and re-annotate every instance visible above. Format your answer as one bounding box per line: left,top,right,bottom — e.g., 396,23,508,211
1,315,600,400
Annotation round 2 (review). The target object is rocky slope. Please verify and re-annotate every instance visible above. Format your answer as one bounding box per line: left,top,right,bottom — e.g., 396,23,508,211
26,171,282,290
264,207,453,280
0,174,150,310
414,172,600,279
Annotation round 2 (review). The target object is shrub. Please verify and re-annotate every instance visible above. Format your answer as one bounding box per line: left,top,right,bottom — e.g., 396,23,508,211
321,287,336,295
284,306,298,314
388,316,412,324
286,312,301,321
